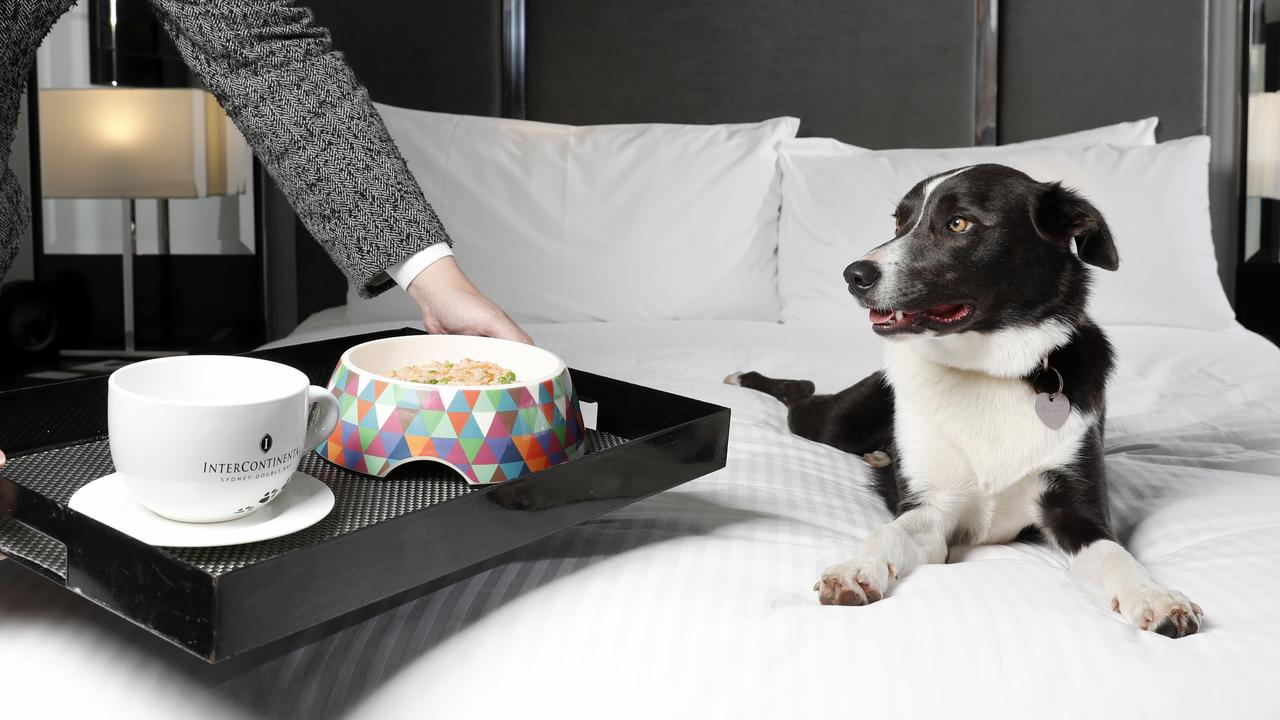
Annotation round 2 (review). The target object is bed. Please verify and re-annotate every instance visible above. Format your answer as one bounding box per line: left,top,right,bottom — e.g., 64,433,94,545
4,2,1275,718
3,316,1279,718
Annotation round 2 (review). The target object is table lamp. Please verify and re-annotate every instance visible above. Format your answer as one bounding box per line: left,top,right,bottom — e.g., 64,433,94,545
38,87,249,355
1248,91,1280,260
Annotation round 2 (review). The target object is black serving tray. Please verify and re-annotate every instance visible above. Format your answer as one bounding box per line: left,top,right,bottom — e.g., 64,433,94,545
0,328,729,664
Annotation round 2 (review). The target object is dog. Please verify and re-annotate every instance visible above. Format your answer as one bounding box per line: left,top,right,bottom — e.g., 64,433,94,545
727,164,1203,637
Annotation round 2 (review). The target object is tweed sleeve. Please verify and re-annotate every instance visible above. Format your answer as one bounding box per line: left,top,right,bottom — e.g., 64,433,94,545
0,0,77,284
0,70,28,284
146,0,451,298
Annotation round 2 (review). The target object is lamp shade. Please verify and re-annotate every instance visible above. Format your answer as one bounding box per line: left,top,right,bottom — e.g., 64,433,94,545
1248,91,1280,200
38,88,249,199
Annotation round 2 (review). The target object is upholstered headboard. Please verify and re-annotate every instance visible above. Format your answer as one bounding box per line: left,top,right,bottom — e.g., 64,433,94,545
274,0,1241,334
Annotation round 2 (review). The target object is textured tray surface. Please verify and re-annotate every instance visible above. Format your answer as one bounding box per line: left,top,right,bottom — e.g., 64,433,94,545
3,430,627,577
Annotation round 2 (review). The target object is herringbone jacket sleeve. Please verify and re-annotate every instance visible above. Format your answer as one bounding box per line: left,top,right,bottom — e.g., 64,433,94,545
0,0,77,284
147,0,451,298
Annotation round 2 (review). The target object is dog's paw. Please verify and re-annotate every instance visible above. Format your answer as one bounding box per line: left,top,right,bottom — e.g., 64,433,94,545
813,558,895,606
1113,585,1204,638
723,371,744,386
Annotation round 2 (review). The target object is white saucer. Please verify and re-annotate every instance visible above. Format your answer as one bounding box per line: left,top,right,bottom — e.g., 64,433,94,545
67,472,335,547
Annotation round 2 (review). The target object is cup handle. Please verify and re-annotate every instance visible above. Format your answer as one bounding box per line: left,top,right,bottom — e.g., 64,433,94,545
304,386,341,451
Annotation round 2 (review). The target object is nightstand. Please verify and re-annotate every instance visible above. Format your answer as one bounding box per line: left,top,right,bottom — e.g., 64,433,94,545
1237,248,1280,345
1237,193,1280,345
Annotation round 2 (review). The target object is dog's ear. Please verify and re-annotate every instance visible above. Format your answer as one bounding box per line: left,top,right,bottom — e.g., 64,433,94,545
1033,182,1119,271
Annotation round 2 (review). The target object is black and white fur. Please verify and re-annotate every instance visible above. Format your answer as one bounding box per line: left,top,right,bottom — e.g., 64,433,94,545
728,164,1203,637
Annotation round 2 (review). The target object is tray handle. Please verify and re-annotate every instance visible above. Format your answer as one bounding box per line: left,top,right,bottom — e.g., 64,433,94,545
0,474,68,583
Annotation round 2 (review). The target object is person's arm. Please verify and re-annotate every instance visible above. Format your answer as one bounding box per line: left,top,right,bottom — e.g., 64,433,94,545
0,1,71,285
145,0,528,342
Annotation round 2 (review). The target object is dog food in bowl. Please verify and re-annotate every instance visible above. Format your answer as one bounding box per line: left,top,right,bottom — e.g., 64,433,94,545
388,358,516,386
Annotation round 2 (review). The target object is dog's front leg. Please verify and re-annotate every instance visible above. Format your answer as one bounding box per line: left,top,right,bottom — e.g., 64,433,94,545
815,498,957,606
1041,458,1204,638
1070,539,1203,637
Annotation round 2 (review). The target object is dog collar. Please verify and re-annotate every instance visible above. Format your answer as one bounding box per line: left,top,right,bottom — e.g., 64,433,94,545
1033,356,1071,430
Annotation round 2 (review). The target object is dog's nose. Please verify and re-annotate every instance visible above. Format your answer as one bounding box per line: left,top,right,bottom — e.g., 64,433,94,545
844,261,881,291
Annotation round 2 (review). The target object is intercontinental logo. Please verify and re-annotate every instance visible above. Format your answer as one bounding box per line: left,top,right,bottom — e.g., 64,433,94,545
202,447,299,476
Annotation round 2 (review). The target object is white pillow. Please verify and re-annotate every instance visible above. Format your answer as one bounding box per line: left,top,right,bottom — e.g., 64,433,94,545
774,117,1158,171
777,135,1235,330
1002,116,1158,147
349,108,800,324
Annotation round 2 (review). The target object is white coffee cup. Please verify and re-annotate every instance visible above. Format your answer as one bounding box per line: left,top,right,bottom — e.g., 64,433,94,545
108,355,340,523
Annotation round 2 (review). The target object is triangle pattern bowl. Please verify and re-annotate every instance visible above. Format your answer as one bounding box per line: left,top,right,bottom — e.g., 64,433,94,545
316,335,586,484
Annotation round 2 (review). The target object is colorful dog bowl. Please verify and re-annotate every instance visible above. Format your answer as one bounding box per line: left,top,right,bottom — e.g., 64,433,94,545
318,335,586,484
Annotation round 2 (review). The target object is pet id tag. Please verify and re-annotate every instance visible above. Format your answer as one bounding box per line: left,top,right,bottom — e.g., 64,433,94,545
1033,362,1071,430
1034,392,1071,430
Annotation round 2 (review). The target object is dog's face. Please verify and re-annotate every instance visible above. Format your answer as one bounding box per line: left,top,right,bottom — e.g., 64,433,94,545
845,164,1118,337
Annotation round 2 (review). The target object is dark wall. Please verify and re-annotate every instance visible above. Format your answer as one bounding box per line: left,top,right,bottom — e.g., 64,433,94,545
525,0,976,148
1000,0,1208,143
305,0,503,115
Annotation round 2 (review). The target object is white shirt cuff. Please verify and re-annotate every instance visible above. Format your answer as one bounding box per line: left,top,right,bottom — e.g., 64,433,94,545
386,244,454,289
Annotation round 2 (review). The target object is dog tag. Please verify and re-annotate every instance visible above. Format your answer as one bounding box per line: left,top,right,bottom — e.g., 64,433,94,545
1034,392,1071,430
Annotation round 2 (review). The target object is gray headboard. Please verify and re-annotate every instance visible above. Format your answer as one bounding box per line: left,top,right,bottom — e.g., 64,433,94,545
524,0,980,147
279,0,1241,333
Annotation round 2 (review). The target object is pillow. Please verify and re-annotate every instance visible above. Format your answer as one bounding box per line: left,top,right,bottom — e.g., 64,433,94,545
777,135,1236,330
774,117,1158,171
348,107,800,324
1002,116,1158,148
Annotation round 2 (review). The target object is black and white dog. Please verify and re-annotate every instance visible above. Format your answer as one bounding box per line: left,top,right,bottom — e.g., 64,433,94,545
729,164,1203,637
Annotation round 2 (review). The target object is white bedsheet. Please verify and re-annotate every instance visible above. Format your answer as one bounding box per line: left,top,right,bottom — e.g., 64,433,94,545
3,317,1279,719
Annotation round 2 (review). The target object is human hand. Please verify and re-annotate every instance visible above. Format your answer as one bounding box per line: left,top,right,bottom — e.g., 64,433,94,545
406,257,533,344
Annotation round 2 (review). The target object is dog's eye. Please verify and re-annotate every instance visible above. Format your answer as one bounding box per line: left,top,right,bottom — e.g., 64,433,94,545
947,217,973,233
